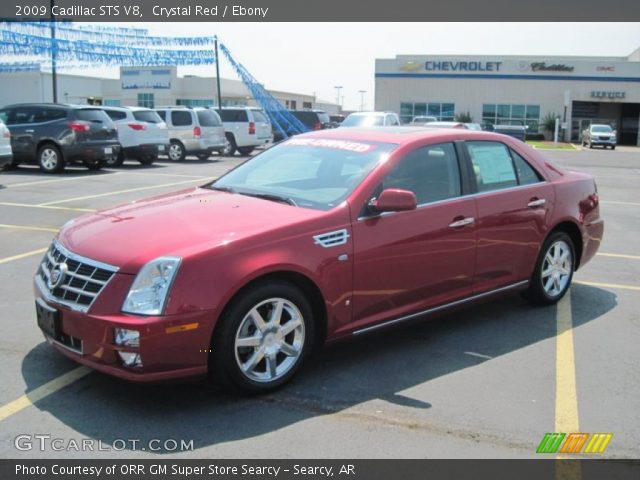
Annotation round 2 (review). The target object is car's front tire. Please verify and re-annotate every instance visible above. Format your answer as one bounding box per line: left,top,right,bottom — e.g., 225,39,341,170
168,141,186,161
210,281,314,393
37,143,64,173
525,231,575,305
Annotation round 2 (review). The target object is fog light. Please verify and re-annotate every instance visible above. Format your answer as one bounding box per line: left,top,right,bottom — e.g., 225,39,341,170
117,351,143,368
114,328,140,347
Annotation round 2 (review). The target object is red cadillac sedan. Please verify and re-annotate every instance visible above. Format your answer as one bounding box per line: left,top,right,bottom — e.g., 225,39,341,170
34,128,603,392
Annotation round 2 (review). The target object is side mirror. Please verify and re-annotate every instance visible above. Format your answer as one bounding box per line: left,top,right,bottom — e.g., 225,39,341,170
369,188,417,213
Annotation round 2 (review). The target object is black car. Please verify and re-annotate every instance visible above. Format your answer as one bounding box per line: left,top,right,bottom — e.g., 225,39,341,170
0,104,120,173
273,109,334,142
492,124,527,142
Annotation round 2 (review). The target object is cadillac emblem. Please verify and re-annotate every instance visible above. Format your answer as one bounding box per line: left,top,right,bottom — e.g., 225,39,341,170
48,262,68,290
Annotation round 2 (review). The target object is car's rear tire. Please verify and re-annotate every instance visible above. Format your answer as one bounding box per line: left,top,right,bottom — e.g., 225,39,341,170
524,231,575,306
210,281,314,393
37,143,64,173
168,140,186,161
223,134,237,156
196,153,210,160
85,160,103,171
611,146,616,150
106,149,124,167
138,154,156,165
237,146,254,156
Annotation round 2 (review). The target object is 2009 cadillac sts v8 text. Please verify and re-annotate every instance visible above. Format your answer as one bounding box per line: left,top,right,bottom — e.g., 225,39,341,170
34,128,603,392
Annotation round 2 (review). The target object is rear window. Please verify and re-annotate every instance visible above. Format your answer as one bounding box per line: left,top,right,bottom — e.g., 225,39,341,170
104,110,127,121
291,111,317,128
197,110,222,127
252,110,269,123
342,114,384,127
316,112,330,124
133,110,162,124
155,110,166,121
220,109,248,122
75,109,111,123
171,110,193,127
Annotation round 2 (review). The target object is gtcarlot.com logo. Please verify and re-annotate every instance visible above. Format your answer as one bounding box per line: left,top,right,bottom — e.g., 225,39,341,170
15,434,194,452
536,432,613,454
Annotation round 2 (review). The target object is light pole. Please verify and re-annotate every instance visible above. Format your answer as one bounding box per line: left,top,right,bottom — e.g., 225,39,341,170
50,0,58,103
358,90,367,111
334,86,342,107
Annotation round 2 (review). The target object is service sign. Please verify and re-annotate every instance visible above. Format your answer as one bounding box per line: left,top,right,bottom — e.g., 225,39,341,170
121,68,172,90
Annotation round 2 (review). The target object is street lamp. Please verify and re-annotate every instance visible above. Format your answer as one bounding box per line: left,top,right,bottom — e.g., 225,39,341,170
358,90,367,111
334,86,343,107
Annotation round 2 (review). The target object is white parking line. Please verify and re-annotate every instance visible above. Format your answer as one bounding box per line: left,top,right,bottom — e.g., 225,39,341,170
0,224,58,233
0,202,96,212
4,172,122,188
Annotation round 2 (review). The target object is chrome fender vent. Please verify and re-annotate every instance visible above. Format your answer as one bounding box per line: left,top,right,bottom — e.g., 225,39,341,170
313,229,350,248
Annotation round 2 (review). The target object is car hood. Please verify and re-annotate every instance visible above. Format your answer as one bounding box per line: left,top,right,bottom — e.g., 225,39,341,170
58,187,325,274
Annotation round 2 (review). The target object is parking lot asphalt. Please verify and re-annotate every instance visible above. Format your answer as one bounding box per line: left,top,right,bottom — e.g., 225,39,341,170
0,148,638,459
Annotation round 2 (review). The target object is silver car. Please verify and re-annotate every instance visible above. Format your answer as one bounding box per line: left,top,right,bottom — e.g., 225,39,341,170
0,120,12,169
154,107,227,161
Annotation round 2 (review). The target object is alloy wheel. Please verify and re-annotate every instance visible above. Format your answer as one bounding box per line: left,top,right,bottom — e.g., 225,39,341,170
40,148,58,170
541,240,573,297
169,143,183,161
234,297,305,383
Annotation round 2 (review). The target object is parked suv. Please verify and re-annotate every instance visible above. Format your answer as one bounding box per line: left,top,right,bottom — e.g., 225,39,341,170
100,106,169,166
582,124,616,149
290,110,333,131
0,104,119,173
218,107,273,156
0,120,12,170
341,111,401,127
154,107,226,161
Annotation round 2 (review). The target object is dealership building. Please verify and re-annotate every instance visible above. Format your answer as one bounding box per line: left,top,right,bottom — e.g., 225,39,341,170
0,65,339,113
375,48,640,144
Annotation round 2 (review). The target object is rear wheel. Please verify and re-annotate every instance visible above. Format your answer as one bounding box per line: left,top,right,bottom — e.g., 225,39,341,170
138,154,156,165
525,231,575,305
611,146,616,150
168,141,186,161
37,144,64,173
105,149,124,167
223,134,237,156
196,153,210,160
237,146,254,156
210,281,314,393
85,160,103,171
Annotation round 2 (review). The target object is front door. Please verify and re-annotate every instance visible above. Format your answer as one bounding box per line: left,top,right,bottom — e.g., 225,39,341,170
348,142,477,334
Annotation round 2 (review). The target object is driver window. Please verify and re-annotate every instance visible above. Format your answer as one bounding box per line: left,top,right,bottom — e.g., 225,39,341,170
381,143,462,205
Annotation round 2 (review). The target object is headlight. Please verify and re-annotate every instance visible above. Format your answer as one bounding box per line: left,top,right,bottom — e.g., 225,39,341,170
122,256,181,315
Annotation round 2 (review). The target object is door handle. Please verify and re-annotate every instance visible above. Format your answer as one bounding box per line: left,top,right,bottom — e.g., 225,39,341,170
527,198,546,208
449,217,475,228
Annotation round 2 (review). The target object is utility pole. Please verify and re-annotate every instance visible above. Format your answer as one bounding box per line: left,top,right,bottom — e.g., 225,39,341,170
334,86,342,107
50,0,58,103
214,37,223,112
358,90,367,111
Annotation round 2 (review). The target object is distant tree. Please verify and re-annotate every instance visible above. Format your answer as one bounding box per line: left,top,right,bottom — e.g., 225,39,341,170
454,111,473,123
542,113,560,133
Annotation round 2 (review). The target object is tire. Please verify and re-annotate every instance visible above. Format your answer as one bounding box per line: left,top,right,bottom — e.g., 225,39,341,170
196,153,210,160
525,231,575,306
210,281,315,393
138,154,156,165
588,142,594,149
223,133,237,156
237,146,254,156
37,143,64,173
105,149,124,167
611,146,616,150
85,160,103,171
168,141,186,161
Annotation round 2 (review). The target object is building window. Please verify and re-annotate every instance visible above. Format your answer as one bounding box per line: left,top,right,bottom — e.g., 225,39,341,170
302,102,312,109
482,104,540,132
137,93,154,108
103,99,121,107
176,99,215,107
400,102,455,124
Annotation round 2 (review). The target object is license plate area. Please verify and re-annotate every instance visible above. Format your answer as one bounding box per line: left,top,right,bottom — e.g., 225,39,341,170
157,145,165,151
36,299,60,339
104,147,113,155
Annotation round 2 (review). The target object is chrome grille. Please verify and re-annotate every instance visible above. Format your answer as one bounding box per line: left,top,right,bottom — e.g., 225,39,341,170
37,240,118,312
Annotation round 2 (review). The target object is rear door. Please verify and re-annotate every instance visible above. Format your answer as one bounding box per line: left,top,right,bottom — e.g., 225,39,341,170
465,140,554,293
251,110,273,140
350,142,477,333
220,109,248,144
196,109,225,145
2,106,39,158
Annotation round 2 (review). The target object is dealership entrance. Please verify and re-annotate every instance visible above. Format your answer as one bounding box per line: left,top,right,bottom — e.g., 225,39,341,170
571,101,640,145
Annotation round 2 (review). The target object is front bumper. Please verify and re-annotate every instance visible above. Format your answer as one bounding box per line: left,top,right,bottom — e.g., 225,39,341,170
589,138,616,146
34,276,212,383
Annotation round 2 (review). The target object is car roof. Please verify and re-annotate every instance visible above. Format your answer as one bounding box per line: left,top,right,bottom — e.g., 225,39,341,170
297,127,519,145
2,103,97,110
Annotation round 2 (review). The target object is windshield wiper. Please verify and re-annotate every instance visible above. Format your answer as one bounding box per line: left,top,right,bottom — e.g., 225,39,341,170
241,192,297,206
208,185,236,193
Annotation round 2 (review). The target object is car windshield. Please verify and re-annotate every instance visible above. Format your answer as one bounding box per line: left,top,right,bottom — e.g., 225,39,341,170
342,115,385,127
591,125,612,133
207,137,396,210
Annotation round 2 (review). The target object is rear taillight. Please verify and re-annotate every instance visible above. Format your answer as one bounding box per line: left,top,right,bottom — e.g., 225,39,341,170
2,129,10,138
68,121,90,133
127,123,146,131
248,122,255,135
314,122,322,130
194,126,201,139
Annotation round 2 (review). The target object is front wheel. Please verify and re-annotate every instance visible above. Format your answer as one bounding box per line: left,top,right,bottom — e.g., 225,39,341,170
168,141,186,161
210,281,314,393
525,232,575,305
196,153,210,160
138,154,156,165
